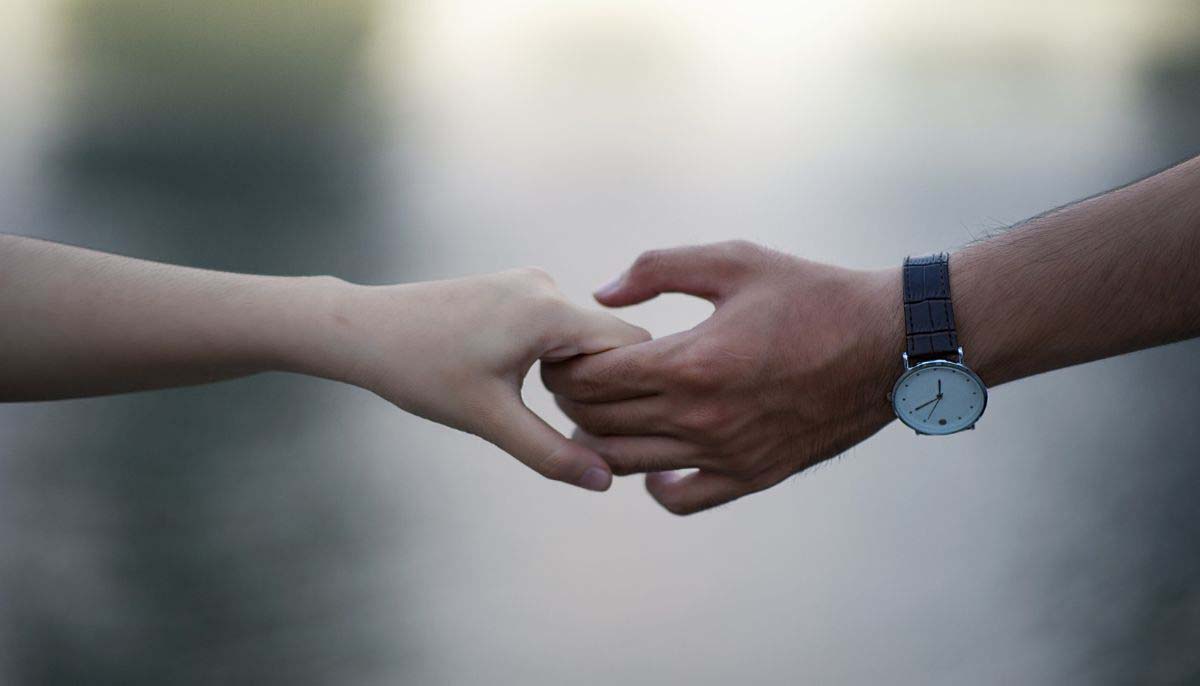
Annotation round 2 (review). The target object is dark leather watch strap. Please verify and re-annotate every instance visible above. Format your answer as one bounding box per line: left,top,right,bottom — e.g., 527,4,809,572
903,253,959,362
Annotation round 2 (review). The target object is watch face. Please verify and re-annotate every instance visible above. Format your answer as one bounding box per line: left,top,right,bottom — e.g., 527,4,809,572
891,360,987,435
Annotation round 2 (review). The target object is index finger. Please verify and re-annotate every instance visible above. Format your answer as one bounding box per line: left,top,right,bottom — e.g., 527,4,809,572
540,337,668,402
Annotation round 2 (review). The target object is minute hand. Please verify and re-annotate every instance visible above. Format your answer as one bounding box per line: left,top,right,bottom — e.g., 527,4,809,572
913,396,940,411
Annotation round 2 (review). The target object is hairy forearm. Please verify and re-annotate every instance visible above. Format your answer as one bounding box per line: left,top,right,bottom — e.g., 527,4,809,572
539,159,1200,512
0,235,345,401
950,155,1200,387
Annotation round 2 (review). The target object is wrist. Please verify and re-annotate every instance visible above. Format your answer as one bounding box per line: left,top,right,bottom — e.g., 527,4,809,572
855,266,906,424
781,261,903,433
948,248,1009,386
263,274,366,382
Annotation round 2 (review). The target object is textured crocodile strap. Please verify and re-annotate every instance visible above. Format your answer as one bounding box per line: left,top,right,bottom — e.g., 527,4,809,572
903,253,959,362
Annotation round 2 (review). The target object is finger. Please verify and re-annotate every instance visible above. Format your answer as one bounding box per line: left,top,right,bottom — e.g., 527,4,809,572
573,430,703,476
645,470,757,516
541,338,670,402
556,395,674,437
592,240,764,307
541,305,651,362
480,387,614,492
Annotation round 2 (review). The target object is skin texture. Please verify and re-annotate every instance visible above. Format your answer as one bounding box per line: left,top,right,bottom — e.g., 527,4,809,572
0,235,649,492
545,154,1200,515
542,241,902,515
4,156,1198,510
954,153,1200,387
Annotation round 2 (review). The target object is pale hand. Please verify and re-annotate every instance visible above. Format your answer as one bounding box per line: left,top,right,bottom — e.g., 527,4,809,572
308,268,651,492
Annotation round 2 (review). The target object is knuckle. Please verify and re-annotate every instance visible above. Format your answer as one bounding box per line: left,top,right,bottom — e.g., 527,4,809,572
500,268,566,314
718,240,769,278
676,404,729,436
723,239,761,259
630,249,666,277
531,284,568,310
514,265,556,285
672,344,720,390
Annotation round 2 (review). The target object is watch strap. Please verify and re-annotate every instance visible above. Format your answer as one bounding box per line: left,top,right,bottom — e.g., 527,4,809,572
903,253,959,362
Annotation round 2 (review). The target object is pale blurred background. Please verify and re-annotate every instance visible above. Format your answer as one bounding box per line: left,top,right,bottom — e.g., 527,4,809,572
1,1,1199,684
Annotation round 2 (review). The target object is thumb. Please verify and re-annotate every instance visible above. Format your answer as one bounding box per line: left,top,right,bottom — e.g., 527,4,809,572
479,386,614,492
592,240,763,307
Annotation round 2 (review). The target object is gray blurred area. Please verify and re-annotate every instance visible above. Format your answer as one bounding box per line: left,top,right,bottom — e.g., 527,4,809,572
1,1,414,684
1,1,1199,684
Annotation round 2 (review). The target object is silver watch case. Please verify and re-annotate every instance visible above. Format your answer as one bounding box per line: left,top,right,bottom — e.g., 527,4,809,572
888,348,988,436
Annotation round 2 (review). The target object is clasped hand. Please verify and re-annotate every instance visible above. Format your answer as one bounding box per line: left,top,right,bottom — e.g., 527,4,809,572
359,241,899,515
541,241,900,514
10,157,1196,514
0,234,901,514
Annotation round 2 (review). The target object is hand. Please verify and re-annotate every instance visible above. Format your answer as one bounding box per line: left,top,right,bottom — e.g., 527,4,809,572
306,268,650,492
0,231,651,492
542,241,903,513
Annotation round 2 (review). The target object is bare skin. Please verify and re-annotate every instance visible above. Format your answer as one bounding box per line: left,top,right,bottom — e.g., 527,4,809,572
543,154,1200,515
0,235,649,492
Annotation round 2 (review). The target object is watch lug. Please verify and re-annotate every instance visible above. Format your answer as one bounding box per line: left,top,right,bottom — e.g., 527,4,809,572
901,352,911,370
956,346,965,365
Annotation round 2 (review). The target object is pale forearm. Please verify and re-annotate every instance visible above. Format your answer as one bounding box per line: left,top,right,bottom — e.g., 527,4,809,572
952,155,1200,387
0,235,645,490
0,234,340,400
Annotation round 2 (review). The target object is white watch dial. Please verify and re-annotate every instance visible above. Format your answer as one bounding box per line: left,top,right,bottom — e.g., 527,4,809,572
892,361,987,435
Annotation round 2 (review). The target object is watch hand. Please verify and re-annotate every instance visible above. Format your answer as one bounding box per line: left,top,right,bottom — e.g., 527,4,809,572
913,396,939,411
937,379,942,395
925,397,942,422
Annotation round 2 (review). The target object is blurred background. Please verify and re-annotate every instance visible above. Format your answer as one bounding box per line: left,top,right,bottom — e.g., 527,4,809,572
1,1,1198,683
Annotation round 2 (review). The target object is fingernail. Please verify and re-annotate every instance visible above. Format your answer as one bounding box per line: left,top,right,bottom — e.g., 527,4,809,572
579,467,612,492
593,272,625,299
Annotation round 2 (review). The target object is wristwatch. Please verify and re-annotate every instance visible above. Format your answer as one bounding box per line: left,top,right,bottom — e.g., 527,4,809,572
889,253,987,435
